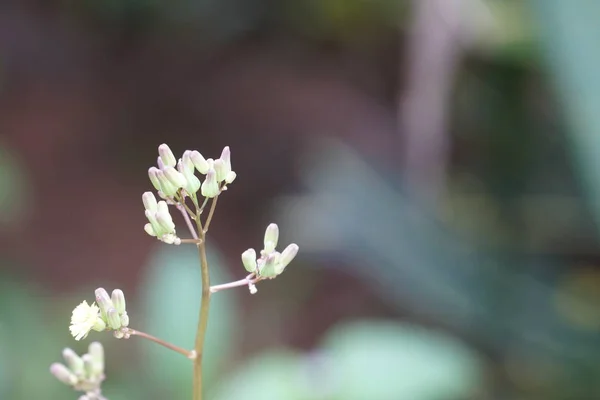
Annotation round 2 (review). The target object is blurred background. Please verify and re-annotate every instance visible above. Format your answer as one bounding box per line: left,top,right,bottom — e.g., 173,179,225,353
1,0,600,399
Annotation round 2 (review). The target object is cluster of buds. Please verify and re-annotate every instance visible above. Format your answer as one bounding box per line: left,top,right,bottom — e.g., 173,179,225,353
241,223,299,280
50,342,105,399
144,144,236,243
69,288,129,341
148,144,235,199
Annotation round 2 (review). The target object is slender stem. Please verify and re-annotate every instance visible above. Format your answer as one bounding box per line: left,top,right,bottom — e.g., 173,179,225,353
176,204,199,240
203,196,219,233
210,274,259,293
127,328,195,359
180,238,202,244
193,221,211,400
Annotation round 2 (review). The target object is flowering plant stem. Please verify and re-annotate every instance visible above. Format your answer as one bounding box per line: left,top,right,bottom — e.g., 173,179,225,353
190,195,219,400
128,329,194,358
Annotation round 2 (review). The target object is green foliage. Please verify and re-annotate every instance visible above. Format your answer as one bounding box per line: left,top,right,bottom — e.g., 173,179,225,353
139,244,238,399
210,320,482,400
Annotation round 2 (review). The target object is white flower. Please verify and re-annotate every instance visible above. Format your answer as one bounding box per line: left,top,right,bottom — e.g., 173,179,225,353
69,301,105,341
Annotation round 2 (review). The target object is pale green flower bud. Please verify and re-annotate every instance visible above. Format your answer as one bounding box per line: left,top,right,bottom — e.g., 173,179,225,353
91,317,106,332
156,156,165,170
214,159,227,182
62,348,84,376
94,288,113,319
144,223,156,237
220,146,232,175
156,202,176,232
88,342,104,378
120,313,130,327
163,166,187,189
158,144,177,167
148,167,162,191
113,330,124,339
178,159,201,194
181,150,195,173
50,362,77,386
161,233,181,245
263,223,279,253
145,210,163,237
190,150,210,174
241,248,257,273
201,168,219,198
106,308,121,330
156,169,178,197
258,252,280,278
225,171,236,184
82,354,95,379
111,289,126,315
142,192,158,212
275,243,299,275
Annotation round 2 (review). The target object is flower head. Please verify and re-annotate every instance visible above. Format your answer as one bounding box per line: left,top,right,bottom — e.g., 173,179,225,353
69,301,105,341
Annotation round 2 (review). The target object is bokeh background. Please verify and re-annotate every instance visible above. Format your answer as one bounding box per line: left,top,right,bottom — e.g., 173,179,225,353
2,0,600,399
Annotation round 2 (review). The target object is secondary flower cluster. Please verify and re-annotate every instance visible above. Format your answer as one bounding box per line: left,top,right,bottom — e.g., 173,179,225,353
69,288,129,341
241,223,299,279
144,144,236,244
50,341,105,398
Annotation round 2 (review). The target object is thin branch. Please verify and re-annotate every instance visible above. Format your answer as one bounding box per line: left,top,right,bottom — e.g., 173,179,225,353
210,274,259,293
176,204,199,240
127,328,195,359
203,196,219,233
193,219,211,400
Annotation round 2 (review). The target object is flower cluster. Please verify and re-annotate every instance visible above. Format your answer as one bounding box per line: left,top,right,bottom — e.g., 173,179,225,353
50,341,105,399
241,223,299,279
144,144,236,244
69,288,129,341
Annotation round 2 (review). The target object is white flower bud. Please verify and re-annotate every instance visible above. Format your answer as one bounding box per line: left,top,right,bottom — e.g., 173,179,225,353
50,363,78,386
94,288,113,318
275,243,299,275
111,289,126,315
88,342,104,378
163,166,187,189
144,223,156,236
106,308,121,330
156,169,178,197
248,282,258,294
178,159,201,194
181,150,195,173
214,159,227,182
148,167,162,191
62,348,84,376
190,150,210,174
142,192,158,212
263,223,279,253
201,168,220,198
225,171,237,184
158,144,177,167
241,248,257,273
156,202,176,232
220,146,232,175
120,313,130,327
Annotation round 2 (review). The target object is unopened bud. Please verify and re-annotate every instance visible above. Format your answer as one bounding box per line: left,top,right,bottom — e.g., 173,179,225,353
156,169,178,197
163,166,187,189
114,330,124,339
178,159,201,194
181,150,195,173
50,363,78,386
120,313,130,327
148,167,162,191
263,223,279,253
220,146,232,175
156,202,176,233
190,150,210,174
111,289,126,315
94,288,113,319
225,171,236,184
214,159,227,182
142,192,158,212
201,168,219,198
158,144,177,167
241,248,257,273
276,243,299,275
144,223,156,236
259,252,280,278
107,308,121,330
88,342,104,378
92,318,107,332
62,348,84,376
249,282,258,294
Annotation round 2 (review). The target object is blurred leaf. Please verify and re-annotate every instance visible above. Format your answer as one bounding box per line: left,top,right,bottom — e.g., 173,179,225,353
320,320,482,400
0,276,72,399
139,243,238,399
528,0,600,228
209,350,307,400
